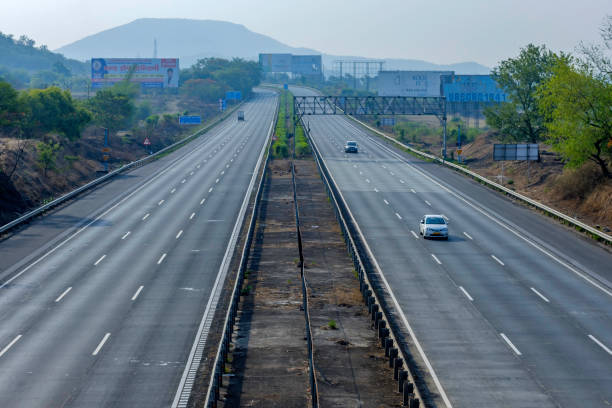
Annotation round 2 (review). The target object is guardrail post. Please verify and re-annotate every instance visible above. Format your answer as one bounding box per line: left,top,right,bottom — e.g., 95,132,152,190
394,358,403,380
389,348,398,367
385,338,393,356
409,397,420,408
398,370,408,393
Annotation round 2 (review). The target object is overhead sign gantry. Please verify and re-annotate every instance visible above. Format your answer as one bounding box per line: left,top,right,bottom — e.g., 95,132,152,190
294,95,450,158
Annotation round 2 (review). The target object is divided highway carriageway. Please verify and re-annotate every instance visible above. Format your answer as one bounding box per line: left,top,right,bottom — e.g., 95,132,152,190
291,85,612,408
0,90,277,407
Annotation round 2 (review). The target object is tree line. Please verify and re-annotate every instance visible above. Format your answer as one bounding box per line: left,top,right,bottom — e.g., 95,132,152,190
485,16,612,178
0,57,261,178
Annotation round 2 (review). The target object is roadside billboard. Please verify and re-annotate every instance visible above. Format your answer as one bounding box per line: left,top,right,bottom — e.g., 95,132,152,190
91,58,179,88
259,53,292,73
377,70,453,97
442,75,507,103
291,55,322,76
494,144,539,161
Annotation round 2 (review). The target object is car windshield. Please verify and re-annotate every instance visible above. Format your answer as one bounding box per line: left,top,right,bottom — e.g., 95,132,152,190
347,142,357,146
426,217,446,225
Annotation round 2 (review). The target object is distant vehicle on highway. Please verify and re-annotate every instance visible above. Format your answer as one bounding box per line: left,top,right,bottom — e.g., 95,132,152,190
237,110,245,121
419,215,449,239
345,141,358,153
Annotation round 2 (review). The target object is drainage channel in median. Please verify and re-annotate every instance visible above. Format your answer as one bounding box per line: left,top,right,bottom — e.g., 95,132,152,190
211,152,401,407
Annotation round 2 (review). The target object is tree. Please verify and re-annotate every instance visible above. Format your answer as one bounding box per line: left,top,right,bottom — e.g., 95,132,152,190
0,80,21,130
538,58,612,178
87,88,135,131
36,139,61,176
20,87,91,140
484,44,563,143
578,15,611,80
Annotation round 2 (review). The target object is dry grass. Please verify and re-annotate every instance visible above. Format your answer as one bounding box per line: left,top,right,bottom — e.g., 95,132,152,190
551,164,602,200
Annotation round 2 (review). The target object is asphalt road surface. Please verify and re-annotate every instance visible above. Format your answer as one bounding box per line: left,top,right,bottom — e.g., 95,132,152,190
0,90,277,407
291,86,612,408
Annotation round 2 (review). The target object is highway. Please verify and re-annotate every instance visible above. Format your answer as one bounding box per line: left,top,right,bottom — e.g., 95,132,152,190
291,86,612,407
0,89,277,407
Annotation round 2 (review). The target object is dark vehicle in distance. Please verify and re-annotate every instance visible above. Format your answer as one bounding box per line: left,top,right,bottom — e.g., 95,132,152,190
345,141,358,153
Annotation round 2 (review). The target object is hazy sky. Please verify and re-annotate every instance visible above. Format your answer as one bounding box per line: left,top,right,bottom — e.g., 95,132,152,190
0,0,610,67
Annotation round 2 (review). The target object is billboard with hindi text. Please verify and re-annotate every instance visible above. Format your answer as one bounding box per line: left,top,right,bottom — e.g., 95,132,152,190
91,58,179,88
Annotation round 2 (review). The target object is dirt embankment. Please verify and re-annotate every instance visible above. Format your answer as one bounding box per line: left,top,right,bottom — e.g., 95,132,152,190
459,132,612,232
0,94,224,226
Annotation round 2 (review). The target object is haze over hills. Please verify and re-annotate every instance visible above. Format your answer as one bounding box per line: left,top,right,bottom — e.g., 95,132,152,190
56,18,490,74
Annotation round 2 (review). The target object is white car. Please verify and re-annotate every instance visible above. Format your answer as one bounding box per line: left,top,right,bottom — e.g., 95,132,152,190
419,215,449,240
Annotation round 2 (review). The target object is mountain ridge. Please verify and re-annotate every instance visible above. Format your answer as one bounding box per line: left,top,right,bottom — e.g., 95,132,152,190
56,18,489,74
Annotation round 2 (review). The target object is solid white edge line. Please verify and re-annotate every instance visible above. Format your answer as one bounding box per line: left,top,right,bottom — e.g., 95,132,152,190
176,230,183,239
307,126,453,408
94,254,106,266
491,255,505,266
530,287,550,303
92,333,111,356
55,286,72,302
410,230,419,239
355,130,612,298
131,285,144,301
157,253,167,264
0,335,22,358
588,334,612,355
500,333,522,356
463,231,473,240
431,254,442,265
459,286,474,301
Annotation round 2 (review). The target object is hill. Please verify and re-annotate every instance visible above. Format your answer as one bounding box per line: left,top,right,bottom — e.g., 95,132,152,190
0,32,87,74
56,18,489,74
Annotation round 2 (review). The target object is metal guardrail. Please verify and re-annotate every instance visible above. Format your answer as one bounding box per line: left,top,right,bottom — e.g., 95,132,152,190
202,97,279,408
0,102,244,236
348,116,612,245
302,119,424,407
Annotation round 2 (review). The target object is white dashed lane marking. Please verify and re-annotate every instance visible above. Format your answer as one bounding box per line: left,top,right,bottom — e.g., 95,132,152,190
92,333,111,356
530,287,550,303
55,287,72,303
131,286,144,301
0,335,22,358
491,255,505,266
